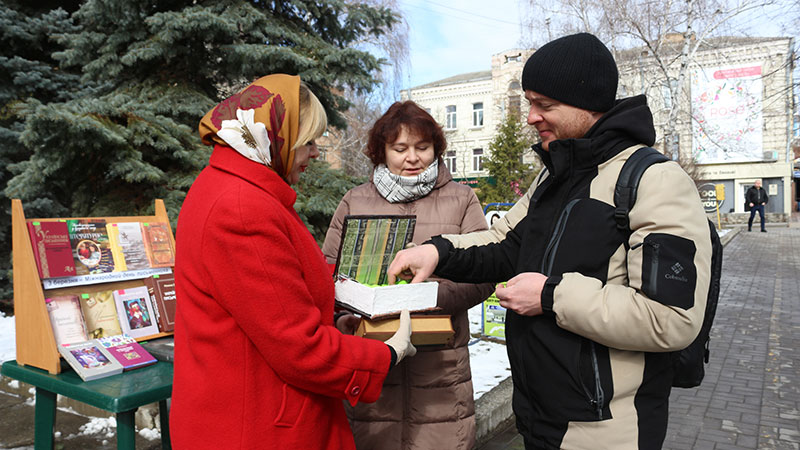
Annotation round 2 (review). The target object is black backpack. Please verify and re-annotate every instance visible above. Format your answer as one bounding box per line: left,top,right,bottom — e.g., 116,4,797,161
614,146,723,388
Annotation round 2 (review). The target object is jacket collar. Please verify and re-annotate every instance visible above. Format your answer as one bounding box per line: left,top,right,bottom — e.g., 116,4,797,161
209,144,297,209
534,95,656,181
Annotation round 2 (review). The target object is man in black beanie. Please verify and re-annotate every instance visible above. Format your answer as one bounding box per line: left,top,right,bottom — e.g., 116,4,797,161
389,32,712,449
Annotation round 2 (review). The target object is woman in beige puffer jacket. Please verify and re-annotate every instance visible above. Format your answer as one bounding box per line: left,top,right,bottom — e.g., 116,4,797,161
322,101,494,450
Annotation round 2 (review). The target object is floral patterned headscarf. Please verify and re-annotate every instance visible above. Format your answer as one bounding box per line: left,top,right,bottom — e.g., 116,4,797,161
199,74,300,181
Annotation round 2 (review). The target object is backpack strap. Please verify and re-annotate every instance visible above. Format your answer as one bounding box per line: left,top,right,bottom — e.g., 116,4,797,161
614,147,670,230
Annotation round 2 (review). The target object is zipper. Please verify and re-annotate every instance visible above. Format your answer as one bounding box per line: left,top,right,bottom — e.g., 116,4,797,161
541,199,581,275
647,241,660,295
590,341,605,420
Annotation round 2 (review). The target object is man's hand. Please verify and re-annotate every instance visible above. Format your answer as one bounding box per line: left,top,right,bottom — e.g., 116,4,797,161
495,272,548,316
749,202,754,207
388,244,439,284
335,313,361,335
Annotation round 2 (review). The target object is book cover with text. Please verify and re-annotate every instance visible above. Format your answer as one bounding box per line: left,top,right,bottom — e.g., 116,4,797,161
67,220,115,275
141,222,175,268
27,221,76,279
58,340,124,381
79,290,123,339
108,222,150,271
96,334,157,370
45,295,89,346
144,273,176,332
112,286,160,339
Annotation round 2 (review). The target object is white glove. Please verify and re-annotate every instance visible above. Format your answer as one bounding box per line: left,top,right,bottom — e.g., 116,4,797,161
384,309,416,364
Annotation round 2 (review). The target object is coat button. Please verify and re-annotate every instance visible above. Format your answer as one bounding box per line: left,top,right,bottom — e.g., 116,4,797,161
350,386,361,396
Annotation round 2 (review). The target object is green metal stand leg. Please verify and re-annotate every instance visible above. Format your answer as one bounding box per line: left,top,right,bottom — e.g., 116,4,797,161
159,399,171,450
116,410,136,450
34,388,56,450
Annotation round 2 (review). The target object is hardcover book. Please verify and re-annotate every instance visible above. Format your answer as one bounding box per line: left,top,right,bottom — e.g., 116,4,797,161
333,215,438,319
27,221,76,279
67,220,115,275
79,290,123,339
45,295,89,346
58,340,124,381
112,286,161,339
107,222,150,271
140,222,175,268
143,273,176,332
96,334,157,370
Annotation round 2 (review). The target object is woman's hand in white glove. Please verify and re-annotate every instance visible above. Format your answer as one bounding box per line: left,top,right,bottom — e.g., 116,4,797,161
384,310,416,364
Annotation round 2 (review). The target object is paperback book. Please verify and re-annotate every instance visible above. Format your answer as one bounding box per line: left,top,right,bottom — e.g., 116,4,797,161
79,290,123,339
113,286,161,339
96,334,157,370
67,220,115,275
27,221,76,279
107,222,150,271
144,273,177,332
141,222,175,268
45,295,89,346
58,340,124,381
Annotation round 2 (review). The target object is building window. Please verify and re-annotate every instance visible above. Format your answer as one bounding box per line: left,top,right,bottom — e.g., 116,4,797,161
445,150,457,174
472,103,484,127
446,105,457,129
508,95,520,118
472,148,484,171
505,54,521,63
424,107,432,115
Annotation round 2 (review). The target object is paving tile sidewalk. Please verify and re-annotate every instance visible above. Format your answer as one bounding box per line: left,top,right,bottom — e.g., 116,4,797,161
479,226,800,450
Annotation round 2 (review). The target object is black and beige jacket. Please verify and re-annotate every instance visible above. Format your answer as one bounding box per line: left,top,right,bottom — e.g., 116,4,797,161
430,96,712,449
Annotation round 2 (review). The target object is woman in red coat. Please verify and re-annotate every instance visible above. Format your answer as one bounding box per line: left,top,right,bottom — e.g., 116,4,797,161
170,74,415,449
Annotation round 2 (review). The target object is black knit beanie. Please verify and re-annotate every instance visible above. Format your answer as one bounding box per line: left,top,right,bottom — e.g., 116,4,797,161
521,33,618,112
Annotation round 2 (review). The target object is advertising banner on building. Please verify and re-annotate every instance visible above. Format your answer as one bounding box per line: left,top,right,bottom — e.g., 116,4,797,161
691,65,763,163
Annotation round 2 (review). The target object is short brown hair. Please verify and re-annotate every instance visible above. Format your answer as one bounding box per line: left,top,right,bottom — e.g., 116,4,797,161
365,101,447,166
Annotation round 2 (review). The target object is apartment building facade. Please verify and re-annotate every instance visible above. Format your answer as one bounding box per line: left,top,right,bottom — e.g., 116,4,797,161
401,37,795,219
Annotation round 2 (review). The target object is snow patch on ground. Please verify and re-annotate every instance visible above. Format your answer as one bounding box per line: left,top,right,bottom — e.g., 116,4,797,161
468,304,510,400
0,312,15,363
139,427,161,440
78,417,116,439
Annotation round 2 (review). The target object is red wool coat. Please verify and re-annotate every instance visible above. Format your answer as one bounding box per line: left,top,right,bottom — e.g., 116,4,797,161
170,146,392,449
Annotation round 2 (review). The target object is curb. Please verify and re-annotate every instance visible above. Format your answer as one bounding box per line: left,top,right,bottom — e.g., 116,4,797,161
474,375,514,447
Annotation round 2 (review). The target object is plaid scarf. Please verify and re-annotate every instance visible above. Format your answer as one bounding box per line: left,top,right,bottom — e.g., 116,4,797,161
372,160,438,203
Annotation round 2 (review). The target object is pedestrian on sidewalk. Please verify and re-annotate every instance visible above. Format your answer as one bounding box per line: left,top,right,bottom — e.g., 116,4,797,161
170,74,416,450
746,179,769,232
388,33,713,449
322,101,493,450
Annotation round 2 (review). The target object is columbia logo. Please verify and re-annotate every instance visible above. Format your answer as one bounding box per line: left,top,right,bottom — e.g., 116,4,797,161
671,262,684,274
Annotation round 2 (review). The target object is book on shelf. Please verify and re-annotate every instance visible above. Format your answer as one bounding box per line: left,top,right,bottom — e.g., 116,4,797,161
27,221,76,279
141,222,175,268
107,222,151,271
79,290,123,339
67,219,115,275
96,334,157,370
45,295,89,346
332,215,438,319
112,286,161,339
143,273,176,332
58,340,124,381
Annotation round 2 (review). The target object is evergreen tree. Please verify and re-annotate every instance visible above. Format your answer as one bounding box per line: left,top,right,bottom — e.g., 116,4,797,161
477,113,539,205
295,160,366,244
0,0,85,306
2,0,399,301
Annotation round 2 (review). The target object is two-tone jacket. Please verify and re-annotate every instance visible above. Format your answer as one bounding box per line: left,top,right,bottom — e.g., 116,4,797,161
431,96,712,449
322,163,493,450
